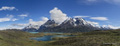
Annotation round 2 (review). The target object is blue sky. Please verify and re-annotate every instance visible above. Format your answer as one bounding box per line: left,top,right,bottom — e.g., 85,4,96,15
0,0,120,29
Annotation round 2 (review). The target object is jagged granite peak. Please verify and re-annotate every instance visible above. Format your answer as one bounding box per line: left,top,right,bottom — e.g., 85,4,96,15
75,18,88,26
61,17,93,27
38,20,59,32
41,20,59,27
60,18,76,27
38,17,102,33
23,17,112,32
61,17,89,26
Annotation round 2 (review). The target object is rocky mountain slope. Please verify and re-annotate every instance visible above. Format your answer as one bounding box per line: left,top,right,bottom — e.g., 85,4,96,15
37,18,102,33
23,17,112,33
22,24,39,32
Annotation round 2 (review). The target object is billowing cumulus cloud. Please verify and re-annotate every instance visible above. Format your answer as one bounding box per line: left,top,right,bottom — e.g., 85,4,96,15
29,17,48,26
0,6,17,11
50,7,68,24
90,17,108,21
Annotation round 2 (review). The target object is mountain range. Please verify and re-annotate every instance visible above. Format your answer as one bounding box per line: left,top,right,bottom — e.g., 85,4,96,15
23,17,112,33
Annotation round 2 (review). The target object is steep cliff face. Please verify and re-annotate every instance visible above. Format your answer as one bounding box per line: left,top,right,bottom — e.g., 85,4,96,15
23,17,112,33
37,18,101,33
22,24,39,32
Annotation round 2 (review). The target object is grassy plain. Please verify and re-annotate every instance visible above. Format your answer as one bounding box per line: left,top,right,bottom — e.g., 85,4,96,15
0,29,120,46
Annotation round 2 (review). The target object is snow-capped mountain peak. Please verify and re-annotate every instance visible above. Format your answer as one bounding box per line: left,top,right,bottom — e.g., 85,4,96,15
23,17,112,32
75,18,88,25
24,24,40,29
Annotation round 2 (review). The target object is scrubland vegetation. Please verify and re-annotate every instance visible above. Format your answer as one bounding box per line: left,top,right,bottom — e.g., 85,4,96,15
0,29,120,46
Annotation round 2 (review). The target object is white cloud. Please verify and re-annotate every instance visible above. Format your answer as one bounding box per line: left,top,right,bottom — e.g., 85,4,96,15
90,17,108,21
0,14,29,22
41,17,49,21
50,7,68,24
11,18,18,21
87,21,99,25
8,25,25,29
0,6,17,11
78,0,99,5
18,14,28,19
74,16,109,21
10,23,29,30
12,24,28,27
0,25,24,30
0,15,18,22
0,27,8,30
12,17,48,27
10,17,49,29
104,0,120,4
86,21,120,29
87,0,97,2
18,14,28,17
86,21,100,27
0,18,11,22
29,17,48,26
74,16,90,18
102,25,120,29
80,0,120,5
85,0,98,2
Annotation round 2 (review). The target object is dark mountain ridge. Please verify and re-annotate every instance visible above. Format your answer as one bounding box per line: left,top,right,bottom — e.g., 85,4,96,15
23,17,112,33
37,18,103,33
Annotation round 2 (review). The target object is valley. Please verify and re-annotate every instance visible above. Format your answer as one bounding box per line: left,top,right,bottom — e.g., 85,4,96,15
23,18,111,33
0,0,120,46
0,29,120,46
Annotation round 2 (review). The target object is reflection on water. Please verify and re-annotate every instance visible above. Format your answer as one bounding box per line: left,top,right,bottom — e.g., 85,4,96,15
29,32,63,34
30,35,74,41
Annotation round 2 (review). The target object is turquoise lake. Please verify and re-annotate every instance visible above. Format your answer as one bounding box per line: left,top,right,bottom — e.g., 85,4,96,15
29,32,74,41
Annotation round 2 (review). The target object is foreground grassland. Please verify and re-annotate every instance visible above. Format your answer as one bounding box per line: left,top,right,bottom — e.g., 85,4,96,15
0,29,120,46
